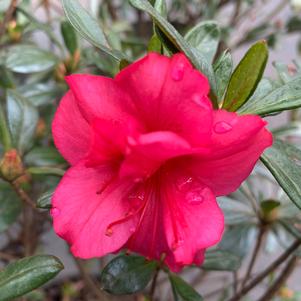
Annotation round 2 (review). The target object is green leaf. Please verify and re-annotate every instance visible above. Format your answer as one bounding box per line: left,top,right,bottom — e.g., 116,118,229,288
61,0,127,62
222,40,268,111
0,66,14,89
27,167,65,177
0,103,12,151
24,147,65,167
5,45,58,74
148,34,162,53
100,254,157,295
260,200,281,216
129,0,217,96
213,50,232,102
280,220,301,239
154,0,167,17
169,274,203,301
36,189,54,209
185,21,220,63
0,255,63,301
261,140,301,210
238,76,301,116
61,20,78,55
202,249,241,271
6,90,39,154
0,182,22,233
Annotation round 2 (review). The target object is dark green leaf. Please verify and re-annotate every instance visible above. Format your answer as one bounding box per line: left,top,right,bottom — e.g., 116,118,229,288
261,140,301,210
36,189,54,209
5,45,58,74
0,182,22,232
202,249,241,271
0,103,12,151
61,20,78,55
100,254,157,295
0,66,14,89
185,21,220,63
213,50,232,102
0,255,63,301
61,0,127,62
169,274,203,301
222,41,268,111
24,147,65,167
287,16,301,33
6,90,39,154
129,0,217,95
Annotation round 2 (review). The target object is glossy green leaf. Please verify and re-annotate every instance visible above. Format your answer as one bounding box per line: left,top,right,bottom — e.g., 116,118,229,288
61,20,78,55
213,50,232,102
129,0,217,95
169,274,203,301
238,76,301,116
202,249,241,271
0,255,63,301
261,140,301,210
0,182,22,233
222,40,268,111
36,189,54,209
6,90,39,154
100,254,157,295
61,0,127,62
5,45,58,74
185,21,220,63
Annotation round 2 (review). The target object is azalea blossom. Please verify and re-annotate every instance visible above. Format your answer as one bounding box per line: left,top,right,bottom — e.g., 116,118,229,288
51,52,272,271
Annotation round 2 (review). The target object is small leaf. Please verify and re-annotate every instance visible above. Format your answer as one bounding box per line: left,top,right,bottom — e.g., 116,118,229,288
213,50,232,102
100,254,157,295
260,200,281,216
61,0,127,62
202,249,241,271
61,20,78,55
154,0,167,18
238,76,301,116
27,167,65,177
36,189,54,209
148,34,162,53
6,90,39,154
261,140,301,210
0,182,22,233
222,40,268,111
185,21,220,63
129,0,217,96
169,274,203,301
5,45,58,74
0,255,63,301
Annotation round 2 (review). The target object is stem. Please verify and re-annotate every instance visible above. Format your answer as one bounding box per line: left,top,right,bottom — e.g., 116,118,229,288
230,0,242,26
0,0,18,38
228,239,301,301
256,256,298,301
73,257,108,301
150,267,160,301
240,226,266,289
10,180,37,210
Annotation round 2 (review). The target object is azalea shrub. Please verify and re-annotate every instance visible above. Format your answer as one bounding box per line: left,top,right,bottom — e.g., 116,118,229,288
0,0,301,300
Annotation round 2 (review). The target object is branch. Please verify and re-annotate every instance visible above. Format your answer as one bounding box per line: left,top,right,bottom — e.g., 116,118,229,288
228,239,301,301
257,256,298,301
0,0,18,38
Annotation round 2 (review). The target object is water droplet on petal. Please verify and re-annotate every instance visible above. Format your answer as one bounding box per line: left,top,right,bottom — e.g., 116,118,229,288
171,63,185,81
192,94,211,110
105,228,113,237
177,177,193,192
186,189,205,205
50,207,60,217
214,121,233,134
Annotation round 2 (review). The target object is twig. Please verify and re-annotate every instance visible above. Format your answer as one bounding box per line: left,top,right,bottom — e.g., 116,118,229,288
150,267,160,301
230,0,242,26
240,226,266,289
256,256,298,301
228,239,301,301
73,257,108,301
0,0,18,38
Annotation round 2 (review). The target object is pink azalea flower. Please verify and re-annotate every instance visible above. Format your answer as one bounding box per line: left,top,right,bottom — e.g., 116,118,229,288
51,52,272,271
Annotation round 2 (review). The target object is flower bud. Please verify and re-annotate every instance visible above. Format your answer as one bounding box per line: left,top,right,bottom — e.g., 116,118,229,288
0,149,25,181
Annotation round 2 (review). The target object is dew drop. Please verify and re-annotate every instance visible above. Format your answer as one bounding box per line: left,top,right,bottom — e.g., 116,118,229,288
214,121,233,134
177,177,193,192
50,207,60,217
129,227,136,233
186,190,205,205
171,63,185,81
105,228,113,237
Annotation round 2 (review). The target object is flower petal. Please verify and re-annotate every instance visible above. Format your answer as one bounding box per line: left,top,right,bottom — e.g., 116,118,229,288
52,90,90,165
115,52,213,146
186,111,273,195
65,74,135,123
52,162,137,258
